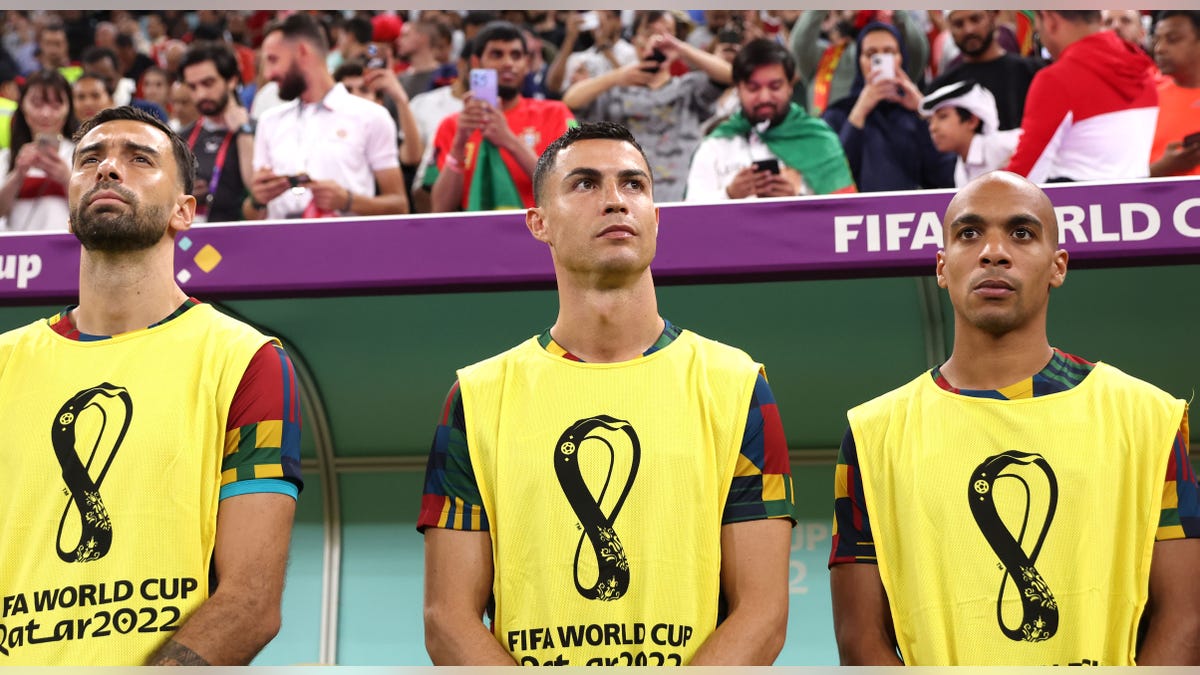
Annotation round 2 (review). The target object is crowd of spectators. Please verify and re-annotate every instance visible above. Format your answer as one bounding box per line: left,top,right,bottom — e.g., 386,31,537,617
0,9,1196,232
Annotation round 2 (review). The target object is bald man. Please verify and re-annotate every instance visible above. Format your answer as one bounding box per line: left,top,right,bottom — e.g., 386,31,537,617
828,172,1200,666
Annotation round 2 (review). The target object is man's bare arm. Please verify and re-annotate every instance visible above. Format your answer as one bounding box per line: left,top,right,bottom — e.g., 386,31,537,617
148,492,296,665
689,518,791,665
830,563,903,665
424,528,517,665
1137,538,1200,664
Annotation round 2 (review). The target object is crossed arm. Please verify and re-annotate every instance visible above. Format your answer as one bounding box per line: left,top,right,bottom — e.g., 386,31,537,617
147,493,296,665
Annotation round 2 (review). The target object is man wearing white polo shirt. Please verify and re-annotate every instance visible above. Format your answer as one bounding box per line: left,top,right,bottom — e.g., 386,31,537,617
248,12,409,220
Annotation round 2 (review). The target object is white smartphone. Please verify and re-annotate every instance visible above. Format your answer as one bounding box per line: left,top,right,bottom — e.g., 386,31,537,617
470,68,499,107
869,52,896,82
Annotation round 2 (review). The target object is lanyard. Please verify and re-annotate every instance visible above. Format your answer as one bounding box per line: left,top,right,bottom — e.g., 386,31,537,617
186,122,235,205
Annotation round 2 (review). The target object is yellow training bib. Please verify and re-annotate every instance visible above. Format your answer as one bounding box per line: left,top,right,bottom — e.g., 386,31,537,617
850,364,1183,665
0,305,269,664
459,331,760,666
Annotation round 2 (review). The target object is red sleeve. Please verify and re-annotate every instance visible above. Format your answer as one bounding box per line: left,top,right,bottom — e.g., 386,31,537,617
432,112,459,173
1005,68,1071,178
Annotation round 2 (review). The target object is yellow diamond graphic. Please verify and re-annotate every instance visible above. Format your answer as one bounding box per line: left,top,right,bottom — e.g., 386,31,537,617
193,244,222,273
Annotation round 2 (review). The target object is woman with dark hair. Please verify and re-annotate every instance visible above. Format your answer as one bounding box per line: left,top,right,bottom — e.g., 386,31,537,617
0,69,78,231
822,21,954,192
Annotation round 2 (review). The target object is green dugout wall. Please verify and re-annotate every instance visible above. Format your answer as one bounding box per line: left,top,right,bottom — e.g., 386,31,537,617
2,264,1195,665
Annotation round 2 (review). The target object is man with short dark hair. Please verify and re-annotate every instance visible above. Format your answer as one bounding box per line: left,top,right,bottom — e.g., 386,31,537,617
1149,10,1200,177
36,22,79,81
249,12,409,219
687,38,855,201
925,10,1041,131
830,171,1200,665
80,45,166,122
0,106,301,665
1005,11,1158,182
429,21,575,212
178,43,255,223
420,121,794,665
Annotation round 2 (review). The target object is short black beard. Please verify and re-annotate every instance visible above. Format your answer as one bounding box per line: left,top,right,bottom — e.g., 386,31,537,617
196,88,230,117
499,84,521,102
959,29,994,58
278,66,307,102
71,184,170,253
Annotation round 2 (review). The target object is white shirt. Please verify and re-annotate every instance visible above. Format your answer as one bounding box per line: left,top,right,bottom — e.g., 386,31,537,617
409,85,464,148
955,128,1022,187
561,40,638,92
684,131,812,202
0,138,74,232
254,83,400,220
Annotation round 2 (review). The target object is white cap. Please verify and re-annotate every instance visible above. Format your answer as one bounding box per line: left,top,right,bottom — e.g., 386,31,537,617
920,80,1000,135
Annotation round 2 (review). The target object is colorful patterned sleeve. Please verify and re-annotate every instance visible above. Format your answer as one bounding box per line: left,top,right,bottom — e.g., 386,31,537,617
1157,409,1200,540
829,426,876,566
220,342,304,500
418,381,490,532
722,369,797,526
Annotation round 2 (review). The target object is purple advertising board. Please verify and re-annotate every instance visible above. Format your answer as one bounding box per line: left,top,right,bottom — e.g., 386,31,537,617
1,177,1197,303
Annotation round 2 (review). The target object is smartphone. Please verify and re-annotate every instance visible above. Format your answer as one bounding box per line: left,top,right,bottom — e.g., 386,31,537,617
869,52,896,81
1184,131,1200,148
578,11,600,32
641,49,668,73
365,44,386,70
287,173,312,188
470,68,499,107
752,158,780,174
36,133,59,150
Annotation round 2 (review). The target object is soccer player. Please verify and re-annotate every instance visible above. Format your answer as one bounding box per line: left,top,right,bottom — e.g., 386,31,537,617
829,171,1200,665
419,121,795,666
0,106,302,665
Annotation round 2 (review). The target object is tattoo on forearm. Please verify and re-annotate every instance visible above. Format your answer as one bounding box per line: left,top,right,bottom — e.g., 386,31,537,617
150,639,211,666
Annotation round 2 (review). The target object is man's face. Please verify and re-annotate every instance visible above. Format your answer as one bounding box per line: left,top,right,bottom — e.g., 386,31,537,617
261,31,307,101
1103,10,1145,45
737,63,793,125
340,75,371,99
936,173,1067,337
947,11,996,59
183,61,234,118
72,78,113,122
141,71,168,105
38,29,68,67
84,57,121,97
527,138,659,281
476,39,529,100
927,107,976,155
397,23,429,59
146,14,165,40
714,40,740,64
1153,16,1200,79
858,29,902,77
634,16,676,55
68,119,192,252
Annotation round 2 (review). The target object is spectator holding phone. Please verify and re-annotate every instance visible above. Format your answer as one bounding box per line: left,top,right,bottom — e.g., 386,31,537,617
0,69,77,231
249,13,409,220
1149,11,1200,177
686,39,855,201
562,10,735,202
822,22,954,192
429,21,574,212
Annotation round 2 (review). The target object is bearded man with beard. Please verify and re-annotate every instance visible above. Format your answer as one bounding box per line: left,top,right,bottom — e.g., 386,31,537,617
925,10,1042,131
179,43,255,222
685,39,855,202
0,107,302,665
250,12,409,220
